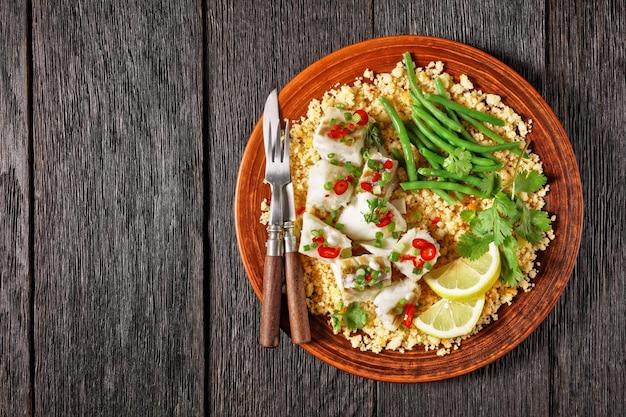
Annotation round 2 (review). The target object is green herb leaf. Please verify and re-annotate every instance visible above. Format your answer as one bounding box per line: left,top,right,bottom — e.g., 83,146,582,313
456,162,552,286
457,232,492,260
512,170,547,194
494,192,518,220
479,172,501,196
515,205,552,244
343,302,368,330
460,209,477,223
500,236,523,285
443,148,473,176
364,121,383,148
363,197,388,224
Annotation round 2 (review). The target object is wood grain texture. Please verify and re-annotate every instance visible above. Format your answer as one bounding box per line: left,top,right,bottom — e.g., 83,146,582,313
221,0,622,416
31,1,204,415
546,1,626,416
208,1,376,416
0,3,31,416
284,251,311,345
260,255,283,348
0,0,623,416
372,1,555,414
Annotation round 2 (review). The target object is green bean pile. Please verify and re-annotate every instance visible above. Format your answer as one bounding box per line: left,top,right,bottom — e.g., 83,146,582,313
379,52,526,205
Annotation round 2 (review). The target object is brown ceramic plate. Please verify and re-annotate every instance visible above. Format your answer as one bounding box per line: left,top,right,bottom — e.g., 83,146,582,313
235,36,583,382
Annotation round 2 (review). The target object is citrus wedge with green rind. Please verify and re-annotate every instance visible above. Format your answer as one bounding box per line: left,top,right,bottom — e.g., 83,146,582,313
424,242,501,301
414,296,485,339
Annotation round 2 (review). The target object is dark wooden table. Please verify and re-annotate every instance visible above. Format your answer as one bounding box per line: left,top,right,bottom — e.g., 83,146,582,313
1,1,624,416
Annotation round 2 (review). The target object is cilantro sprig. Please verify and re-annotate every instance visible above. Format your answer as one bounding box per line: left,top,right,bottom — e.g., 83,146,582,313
331,301,368,332
443,148,473,176
457,170,552,286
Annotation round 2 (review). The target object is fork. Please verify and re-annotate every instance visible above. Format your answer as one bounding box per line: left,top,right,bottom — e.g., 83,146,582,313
260,119,290,348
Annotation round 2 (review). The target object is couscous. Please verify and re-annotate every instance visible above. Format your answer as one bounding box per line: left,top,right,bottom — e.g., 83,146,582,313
262,56,554,355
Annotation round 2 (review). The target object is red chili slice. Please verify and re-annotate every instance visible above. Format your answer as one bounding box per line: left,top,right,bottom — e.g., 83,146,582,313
414,258,425,269
360,182,373,192
412,238,430,249
371,172,382,183
431,216,441,225
376,212,393,227
383,159,394,170
400,254,425,269
399,254,416,263
312,236,325,244
353,109,369,126
403,303,415,328
333,179,349,195
420,243,437,261
318,246,341,259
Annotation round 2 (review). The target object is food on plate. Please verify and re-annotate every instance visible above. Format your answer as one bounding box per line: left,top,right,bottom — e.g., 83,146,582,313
298,212,352,262
330,254,393,303
414,296,486,340
262,52,554,355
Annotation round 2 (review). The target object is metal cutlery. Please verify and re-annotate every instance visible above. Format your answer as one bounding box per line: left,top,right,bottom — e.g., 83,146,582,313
282,140,311,345
260,89,310,347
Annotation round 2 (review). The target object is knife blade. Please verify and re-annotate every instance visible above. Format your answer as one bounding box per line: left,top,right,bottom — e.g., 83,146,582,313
260,89,284,348
282,125,311,345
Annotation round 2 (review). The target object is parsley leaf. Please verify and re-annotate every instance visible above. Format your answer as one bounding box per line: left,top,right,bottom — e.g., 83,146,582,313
515,204,552,244
500,236,523,285
512,170,547,194
494,192,519,221
443,148,473,176
457,180,551,286
332,301,368,331
343,302,368,330
457,232,492,260
456,158,552,286
479,172,502,196
477,204,513,246
331,301,344,332
460,209,477,224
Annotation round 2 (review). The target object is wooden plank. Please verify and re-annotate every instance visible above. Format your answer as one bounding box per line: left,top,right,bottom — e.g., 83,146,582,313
546,1,626,415
207,1,377,415
214,0,624,416
371,0,552,416
31,1,204,415
0,2,32,416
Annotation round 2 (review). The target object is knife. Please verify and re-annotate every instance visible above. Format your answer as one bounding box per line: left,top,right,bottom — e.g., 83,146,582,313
282,129,311,345
260,90,284,348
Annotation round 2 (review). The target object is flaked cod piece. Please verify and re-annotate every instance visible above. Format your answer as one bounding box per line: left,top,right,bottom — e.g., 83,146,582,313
358,151,399,198
336,191,407,243
305,159,355,212
313,107,369,166
373,278,420,330
331,255,392,303
298,212,352,262
390,228,441,280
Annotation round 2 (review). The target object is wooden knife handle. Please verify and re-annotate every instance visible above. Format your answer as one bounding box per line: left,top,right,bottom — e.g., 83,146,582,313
260,255,283,348
285,252,311,344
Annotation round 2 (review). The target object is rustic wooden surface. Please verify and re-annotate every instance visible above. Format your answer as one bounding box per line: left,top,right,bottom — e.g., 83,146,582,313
1,0,624,416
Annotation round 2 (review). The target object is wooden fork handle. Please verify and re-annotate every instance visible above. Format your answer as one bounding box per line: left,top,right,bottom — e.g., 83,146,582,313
260,255,283,348
285,252,311,344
